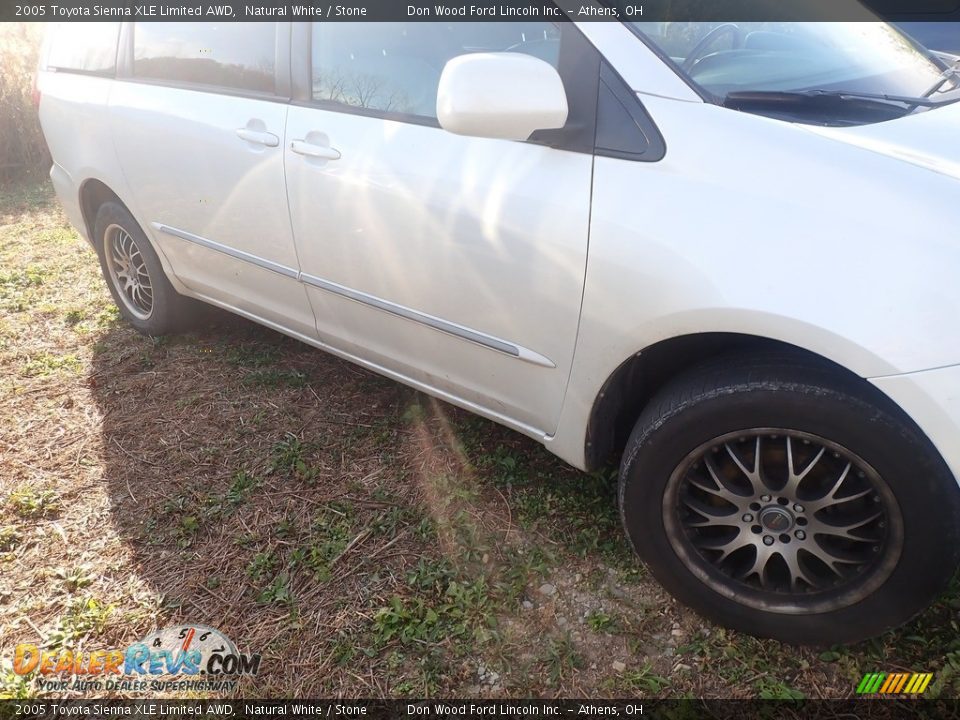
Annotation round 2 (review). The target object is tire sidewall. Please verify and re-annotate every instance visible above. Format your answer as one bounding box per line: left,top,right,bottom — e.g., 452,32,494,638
620,380,960,645
93,202,178,335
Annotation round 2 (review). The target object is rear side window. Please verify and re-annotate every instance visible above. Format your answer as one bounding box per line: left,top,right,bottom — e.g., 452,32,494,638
133,23,276,94
311,22,562,119
46,22,119,75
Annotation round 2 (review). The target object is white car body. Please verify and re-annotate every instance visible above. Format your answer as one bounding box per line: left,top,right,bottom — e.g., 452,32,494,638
37,19,960,493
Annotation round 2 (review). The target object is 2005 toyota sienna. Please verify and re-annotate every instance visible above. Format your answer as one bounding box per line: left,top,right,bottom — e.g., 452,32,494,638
37,9,960,644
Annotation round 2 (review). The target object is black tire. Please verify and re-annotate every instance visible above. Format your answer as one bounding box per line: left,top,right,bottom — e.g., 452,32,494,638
619,353,960,645
93,201,202,335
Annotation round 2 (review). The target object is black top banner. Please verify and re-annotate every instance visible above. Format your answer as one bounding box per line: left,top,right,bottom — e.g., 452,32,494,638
5,0,960,23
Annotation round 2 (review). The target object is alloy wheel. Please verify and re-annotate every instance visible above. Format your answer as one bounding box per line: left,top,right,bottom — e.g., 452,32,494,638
664,429,904,613
104,224,154,320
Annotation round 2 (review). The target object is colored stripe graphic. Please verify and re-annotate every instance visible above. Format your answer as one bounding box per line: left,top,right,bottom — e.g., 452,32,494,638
857,673,879,694
857,672,933,695
892,673,909,693
879,674,896,694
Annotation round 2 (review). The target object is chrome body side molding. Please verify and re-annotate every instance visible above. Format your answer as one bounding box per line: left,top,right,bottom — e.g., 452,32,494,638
154,223,299,279
153,223,556,368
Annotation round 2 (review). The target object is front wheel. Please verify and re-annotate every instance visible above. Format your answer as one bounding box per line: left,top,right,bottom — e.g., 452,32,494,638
619,355,960,644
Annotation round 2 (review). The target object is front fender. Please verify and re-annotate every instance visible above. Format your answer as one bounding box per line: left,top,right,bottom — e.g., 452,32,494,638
547,96,960,469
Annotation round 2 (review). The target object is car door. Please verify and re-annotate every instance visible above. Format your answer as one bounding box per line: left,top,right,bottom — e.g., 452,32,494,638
284,22,599,435
110,22,317,339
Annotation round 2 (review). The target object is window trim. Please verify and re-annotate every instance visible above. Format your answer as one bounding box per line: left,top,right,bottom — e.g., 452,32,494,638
44,66,116,79
291,20,600,153
291,97,442,128
116,21,292,102
616,20,714,104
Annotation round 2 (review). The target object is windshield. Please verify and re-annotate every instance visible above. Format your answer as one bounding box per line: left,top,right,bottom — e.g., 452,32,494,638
628,21,959,122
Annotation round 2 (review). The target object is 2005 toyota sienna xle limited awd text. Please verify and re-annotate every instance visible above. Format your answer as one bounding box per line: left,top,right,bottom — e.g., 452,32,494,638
36,8,960,645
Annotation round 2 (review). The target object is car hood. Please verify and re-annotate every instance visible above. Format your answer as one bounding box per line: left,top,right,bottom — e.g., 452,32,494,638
802,99,960,181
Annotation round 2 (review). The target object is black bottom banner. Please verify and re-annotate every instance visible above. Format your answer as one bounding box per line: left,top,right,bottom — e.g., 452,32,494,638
3,700,960,720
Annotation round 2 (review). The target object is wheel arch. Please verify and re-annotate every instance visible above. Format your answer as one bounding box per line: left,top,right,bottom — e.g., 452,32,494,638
78,178,126,243
77,177,186,295
583,332,915,472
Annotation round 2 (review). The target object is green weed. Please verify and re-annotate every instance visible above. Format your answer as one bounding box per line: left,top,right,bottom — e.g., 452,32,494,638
373,579,496,649
585,610,618,634
53,564,96,592
269,434,314,479
8,486,60,519
46,597,113,649
247,551,278,582
258,574,294,605
542,634,584,687
0,526,21,551
20,352,82,377
0,266,44,289
616,665,672,694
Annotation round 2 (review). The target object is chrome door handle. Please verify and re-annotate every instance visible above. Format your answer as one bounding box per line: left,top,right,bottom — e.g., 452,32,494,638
235,127,279,147
290,139,341,161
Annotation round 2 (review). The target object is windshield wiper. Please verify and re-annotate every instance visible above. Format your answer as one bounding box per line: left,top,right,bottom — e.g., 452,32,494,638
921,60,960,99
724,89,958,110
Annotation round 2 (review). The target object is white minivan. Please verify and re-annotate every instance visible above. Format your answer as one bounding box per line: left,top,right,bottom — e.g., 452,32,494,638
37,13,960,645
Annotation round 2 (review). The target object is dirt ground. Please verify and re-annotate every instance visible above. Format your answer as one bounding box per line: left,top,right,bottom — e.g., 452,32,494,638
1,182,958,699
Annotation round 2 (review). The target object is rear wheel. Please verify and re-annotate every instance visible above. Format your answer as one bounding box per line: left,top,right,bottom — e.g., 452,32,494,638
93,202,202,335
619,355,960,644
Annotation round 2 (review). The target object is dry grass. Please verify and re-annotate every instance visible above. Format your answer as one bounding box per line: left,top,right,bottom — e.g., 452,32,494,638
0,23,50,184
1,181,959,699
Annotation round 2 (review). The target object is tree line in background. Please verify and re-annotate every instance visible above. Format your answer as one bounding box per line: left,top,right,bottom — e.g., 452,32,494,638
1,24,51,185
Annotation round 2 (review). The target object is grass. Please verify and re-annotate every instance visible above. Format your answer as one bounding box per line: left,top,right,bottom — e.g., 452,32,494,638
1,181,959,699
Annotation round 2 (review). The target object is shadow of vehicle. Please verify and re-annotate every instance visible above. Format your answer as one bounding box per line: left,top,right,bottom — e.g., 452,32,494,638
87,312,621,695
88,313,960,697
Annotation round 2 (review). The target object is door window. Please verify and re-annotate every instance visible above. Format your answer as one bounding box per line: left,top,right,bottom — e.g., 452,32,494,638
133,22,276,94
46,22,120,75
310,22,561,119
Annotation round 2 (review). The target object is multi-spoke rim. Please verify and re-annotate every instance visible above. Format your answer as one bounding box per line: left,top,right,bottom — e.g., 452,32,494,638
104,224,153,320
664,429,903,614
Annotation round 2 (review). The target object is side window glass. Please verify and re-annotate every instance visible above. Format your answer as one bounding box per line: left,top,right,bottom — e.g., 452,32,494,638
310,22,561,119
133,23,276,94
47,22,120,74
595,63,666,162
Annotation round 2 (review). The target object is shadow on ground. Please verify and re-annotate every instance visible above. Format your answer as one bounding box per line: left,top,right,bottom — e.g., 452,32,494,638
86,312,960,698
87,313,639,696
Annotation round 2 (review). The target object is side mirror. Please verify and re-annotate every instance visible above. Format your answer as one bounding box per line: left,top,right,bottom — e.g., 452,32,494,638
436,52,569,141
